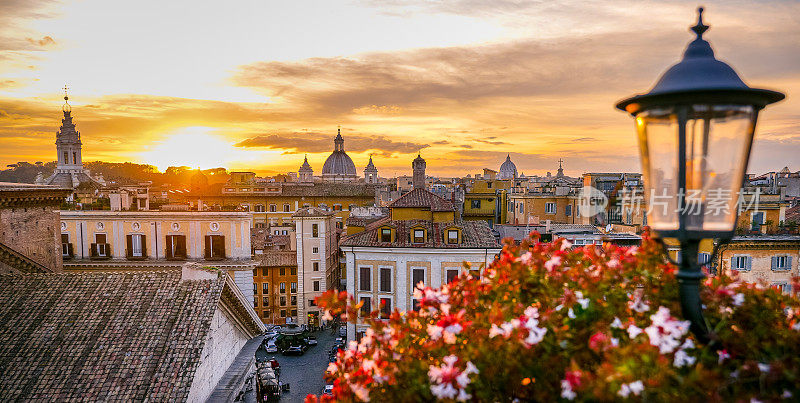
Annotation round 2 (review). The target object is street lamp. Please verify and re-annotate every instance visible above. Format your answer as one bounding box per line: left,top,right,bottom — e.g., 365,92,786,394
616,7,784,343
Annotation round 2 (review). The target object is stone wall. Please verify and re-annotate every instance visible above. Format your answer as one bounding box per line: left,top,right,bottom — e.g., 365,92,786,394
186,304,250,402
0,205,62,272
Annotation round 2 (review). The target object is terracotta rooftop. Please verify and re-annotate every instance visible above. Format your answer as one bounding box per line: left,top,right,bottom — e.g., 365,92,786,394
0,270,239,401
388,188,455,212
292,206,336,217
340,219,500,249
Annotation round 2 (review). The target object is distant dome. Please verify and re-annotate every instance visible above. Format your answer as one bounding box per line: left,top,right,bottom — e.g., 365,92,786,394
498,154,517,179
322,128,357,181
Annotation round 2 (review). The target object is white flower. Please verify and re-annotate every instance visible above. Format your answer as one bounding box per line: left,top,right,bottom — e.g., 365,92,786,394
618,380,644,398
568,308,576,319
680,338,695,350
561,240,572,250
628,296,650,313
611,337,619,347
793,322,800,331
673,349,696,368
628,381,644,395
611,317,623,329
545,256,562,271
717,350,730,363
782,390,793,399
627,325,643,339
427,324,443,340
644,307,690,354
326,362,338,374
732,293,745,307
560,379,576,400
351,384,371,401
428,355,478,402
575,291,590,309
758,363,770,373
321,310,334,321
520,252,533,264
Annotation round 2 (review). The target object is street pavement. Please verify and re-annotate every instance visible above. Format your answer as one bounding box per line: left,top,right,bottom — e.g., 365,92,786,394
248,328,340,402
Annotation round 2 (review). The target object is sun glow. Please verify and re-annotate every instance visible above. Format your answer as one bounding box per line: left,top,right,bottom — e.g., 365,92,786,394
138,127,268,172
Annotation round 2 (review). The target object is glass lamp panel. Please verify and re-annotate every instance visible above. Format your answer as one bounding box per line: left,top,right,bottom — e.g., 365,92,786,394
684,104,755,232
637,107,679,231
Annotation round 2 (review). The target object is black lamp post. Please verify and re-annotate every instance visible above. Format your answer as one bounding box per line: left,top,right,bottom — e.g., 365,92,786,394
616,7,784,343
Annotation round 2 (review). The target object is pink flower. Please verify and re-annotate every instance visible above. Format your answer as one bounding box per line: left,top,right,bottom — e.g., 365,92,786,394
628,294,650,313
717,349,730,364
428,355,478,402
644,307,690,354
589,332,614,351
561,371,582,400
545,255,562,272
627,325,643,339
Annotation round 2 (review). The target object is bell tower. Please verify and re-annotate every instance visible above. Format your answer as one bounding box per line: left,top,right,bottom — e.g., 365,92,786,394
55,85,84,174
412,153,426,190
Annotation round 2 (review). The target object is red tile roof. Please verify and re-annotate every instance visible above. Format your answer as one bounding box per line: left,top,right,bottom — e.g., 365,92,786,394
340,219,500,249
388,188,455,212
0,271,226,401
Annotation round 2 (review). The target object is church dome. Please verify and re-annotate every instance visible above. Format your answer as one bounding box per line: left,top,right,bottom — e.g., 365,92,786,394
498,154,518,179
322,128,357,180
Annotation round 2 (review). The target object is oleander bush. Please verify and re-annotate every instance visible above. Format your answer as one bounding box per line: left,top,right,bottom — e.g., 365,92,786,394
308,232,800,402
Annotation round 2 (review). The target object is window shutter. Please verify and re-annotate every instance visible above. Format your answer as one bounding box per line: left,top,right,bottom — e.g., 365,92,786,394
90,243,98,257
177,235,187,258
746,256,752,271
126,235,133,258
214,235,226,258
165,236,174,259
730,257,735,270
141,235,147,257
788,256,794,271
204,235,211,259
771,256,777,270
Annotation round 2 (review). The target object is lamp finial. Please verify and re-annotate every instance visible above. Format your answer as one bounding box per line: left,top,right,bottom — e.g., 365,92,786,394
691,7,709,39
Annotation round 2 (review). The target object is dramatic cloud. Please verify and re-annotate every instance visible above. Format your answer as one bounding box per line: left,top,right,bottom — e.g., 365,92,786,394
234,131,429,156
0,0,798,176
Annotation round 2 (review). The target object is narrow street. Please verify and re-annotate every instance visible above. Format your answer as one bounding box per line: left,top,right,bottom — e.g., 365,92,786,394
247,329,340,402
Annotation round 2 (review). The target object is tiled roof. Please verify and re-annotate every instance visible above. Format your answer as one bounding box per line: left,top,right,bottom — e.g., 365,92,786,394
785,205,800,223
345,213,389,228
292,206,336,217
0,270,225,401
281,183,376,197
340,220,500,249
388,188,455,212
729,235,800,243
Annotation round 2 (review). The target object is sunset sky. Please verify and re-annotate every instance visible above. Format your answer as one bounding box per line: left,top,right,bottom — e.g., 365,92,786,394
1,0,798,177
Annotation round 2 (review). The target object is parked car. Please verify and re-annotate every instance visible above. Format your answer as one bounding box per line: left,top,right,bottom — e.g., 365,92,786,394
304,336,317,346
282,345,304,356
334,337,345,345
264,341,278,353
323,384,334,396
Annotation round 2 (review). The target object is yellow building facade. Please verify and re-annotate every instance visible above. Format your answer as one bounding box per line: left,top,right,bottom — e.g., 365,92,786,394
507,194,579,225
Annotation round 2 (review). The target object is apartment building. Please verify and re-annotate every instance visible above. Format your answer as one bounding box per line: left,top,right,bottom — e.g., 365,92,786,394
251,228,298,324
294,207,339,326
507,194,580,225
58,210,257,302
341,187,501,341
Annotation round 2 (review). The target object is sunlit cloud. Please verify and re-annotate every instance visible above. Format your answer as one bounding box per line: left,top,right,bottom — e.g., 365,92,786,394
0,0,798,177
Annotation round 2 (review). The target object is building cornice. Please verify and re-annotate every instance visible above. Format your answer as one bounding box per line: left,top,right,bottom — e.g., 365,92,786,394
59,211,253,219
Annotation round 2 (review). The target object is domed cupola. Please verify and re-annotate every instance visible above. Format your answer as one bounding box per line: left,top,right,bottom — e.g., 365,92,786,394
321,126,357,182
498,154,518,179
